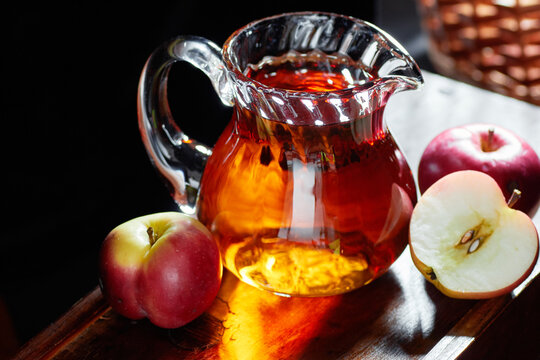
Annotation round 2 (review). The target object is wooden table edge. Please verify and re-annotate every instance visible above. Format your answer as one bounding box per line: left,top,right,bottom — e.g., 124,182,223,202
423,269,539,360
12,286,109,360
12,270,539,360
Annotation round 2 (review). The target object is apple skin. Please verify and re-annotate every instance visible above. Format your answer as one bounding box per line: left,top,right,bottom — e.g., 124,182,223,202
409,170,539,299
410,243,538,300
99,212,222,329
418,123,540,217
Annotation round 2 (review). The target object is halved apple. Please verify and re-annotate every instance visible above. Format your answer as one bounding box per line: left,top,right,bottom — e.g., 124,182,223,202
409,170,539,299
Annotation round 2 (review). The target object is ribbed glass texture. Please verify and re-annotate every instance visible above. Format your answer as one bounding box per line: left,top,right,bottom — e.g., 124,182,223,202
222,12,423,126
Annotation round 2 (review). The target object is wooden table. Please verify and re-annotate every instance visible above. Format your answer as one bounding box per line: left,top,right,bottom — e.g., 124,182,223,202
13,72,540,360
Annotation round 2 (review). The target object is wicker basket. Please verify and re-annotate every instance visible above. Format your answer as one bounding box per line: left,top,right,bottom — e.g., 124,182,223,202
418,0,540,105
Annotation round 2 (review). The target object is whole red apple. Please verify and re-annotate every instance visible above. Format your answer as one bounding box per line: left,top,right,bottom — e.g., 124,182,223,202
418,123,540,217
99,212,222,329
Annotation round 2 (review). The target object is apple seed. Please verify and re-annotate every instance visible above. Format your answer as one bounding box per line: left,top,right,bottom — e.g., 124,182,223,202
467,237,482,254
456,223,490,253
459,229,475,244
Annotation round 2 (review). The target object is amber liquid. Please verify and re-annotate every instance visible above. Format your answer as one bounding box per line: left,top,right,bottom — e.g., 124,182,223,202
198,52,417,296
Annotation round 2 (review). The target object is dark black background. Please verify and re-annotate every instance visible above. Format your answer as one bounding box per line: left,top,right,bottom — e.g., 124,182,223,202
3,1,428,356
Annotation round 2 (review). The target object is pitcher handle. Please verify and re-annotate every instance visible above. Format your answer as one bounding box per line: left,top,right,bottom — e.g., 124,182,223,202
137,36,234,214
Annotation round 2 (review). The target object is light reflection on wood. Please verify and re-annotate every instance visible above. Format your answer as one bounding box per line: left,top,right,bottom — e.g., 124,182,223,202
191,252,450,359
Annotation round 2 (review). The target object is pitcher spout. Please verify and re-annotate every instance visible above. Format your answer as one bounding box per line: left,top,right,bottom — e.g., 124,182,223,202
358,22,424,96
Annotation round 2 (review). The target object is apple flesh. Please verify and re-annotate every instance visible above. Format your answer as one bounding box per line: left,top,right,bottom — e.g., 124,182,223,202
99,212,222,328
418,123,540,217
409,170,538,299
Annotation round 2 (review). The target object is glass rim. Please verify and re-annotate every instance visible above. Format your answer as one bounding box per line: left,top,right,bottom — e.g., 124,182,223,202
221,11,418,98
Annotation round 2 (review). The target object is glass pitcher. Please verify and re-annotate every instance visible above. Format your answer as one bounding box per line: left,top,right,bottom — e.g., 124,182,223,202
138,12,423,297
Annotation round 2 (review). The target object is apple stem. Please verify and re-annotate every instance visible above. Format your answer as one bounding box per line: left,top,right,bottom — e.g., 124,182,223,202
481,127,495,152
488,127,494,148
147,227,158,246
507,189,522,208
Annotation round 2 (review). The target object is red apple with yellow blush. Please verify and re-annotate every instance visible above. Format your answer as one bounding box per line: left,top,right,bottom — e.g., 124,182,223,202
99,212,222,328
418,123,540,217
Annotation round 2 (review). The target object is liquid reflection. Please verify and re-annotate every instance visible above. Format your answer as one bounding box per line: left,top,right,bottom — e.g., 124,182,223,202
199,268,401,360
